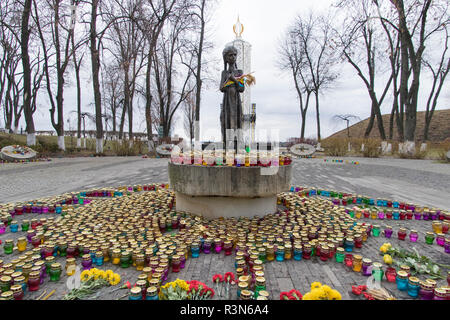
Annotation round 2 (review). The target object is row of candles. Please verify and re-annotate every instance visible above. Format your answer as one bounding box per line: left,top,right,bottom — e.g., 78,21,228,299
170,152,293,167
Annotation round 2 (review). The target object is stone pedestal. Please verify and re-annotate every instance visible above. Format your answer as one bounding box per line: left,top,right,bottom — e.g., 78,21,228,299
168,163,292,219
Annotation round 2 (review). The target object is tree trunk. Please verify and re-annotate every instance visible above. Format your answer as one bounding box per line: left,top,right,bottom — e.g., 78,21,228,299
364,104,375,138
314,92,321,141
90,0,103,153
194,0,206,142
21,0,35,145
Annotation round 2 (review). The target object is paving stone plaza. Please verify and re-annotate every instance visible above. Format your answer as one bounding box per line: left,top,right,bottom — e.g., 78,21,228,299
0,156,449,300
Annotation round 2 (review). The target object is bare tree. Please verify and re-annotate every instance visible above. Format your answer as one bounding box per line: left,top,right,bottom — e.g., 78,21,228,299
333,114,361,138
422,25,450,141
182,88,195,145
152,6,195,139
385,0,449,143
33,0,85,150
278,23,314,140
336,0,394,140
134,0,177,152
291,11,338,141
102,0,147,142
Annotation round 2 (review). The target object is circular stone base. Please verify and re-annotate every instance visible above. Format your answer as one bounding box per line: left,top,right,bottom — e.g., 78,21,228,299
168,162,292,218
175,192,277,219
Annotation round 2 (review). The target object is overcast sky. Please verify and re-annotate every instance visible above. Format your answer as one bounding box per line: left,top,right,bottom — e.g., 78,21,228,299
20,0,450,141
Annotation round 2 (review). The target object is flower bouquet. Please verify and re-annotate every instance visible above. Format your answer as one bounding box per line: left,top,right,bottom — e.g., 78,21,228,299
380,245,450,280
187,280,215,300
301,282,342,300
280,289,303,300
63,268,121,300
159,279,190,300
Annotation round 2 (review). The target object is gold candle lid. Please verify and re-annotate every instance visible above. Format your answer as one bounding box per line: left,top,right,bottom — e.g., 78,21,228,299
130,286,142,295
0,291,13,299
147,286,157,295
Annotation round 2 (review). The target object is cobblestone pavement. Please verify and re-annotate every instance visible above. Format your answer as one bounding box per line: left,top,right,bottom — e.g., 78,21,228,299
0,156,449,300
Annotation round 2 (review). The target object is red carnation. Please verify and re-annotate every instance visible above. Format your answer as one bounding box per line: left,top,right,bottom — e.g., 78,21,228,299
224,272,235,283
280,292,292,300
212,274,223,283
352,286,362,295
289,289,303,300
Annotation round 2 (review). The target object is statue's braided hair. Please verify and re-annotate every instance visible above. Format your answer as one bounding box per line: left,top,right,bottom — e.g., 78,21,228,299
222,45,238,70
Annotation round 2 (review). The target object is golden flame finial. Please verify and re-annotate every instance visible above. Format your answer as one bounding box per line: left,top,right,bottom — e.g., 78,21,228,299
233,15,244,38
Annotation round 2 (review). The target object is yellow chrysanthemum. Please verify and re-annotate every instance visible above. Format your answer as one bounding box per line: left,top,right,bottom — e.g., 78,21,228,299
383,254,393,265
311,282,322,291
383,242,392,249
302,292,313,300
379,245,388,253
109,273,121,286
90,268,99,276
175,279,189,291
95,270,107,280
321,285,333,296
329,289,342,300
80,270,93,282
105,270,114,280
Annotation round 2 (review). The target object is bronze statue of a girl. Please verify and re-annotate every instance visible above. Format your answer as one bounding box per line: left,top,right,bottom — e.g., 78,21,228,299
220,45,245,150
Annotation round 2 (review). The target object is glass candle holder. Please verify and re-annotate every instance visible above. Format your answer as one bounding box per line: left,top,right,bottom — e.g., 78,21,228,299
293,245,302,261
3,240,14,255
9,221,19,233
352,255,363,272
372,226,381,237
362,258,373,276
266,245,275,261
372,263,384,282
386,211,393,219
425,232,435,245
419,281,435,300
344,254,353,269
121,251,132,268
0,224,6,234
275,246,285,262
344,238,354,252
129,287,142,300
385,267,397,283
414,212,421,220
432,222,443,234
393,211,400,220
201,240,211,254
49,263,62,282
224,241,233,256
146,286,158,300
81,254,93,270
95,252,104,266
171,255,181,273
111,249,121,265
335,248,345,263
214,239,223,254
191,243,200,258
396,271,408,291
433,288,447,300
397,228,407,240
409,230,419,242
407,277,420,298
17,237,27,252
27,272,40,291
354,234,363,248
320,245,329,262
384,226,393,238
444,239,450,254
435,234,445,246
302,245,312,260
0,276,11,293
400,211,406,220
